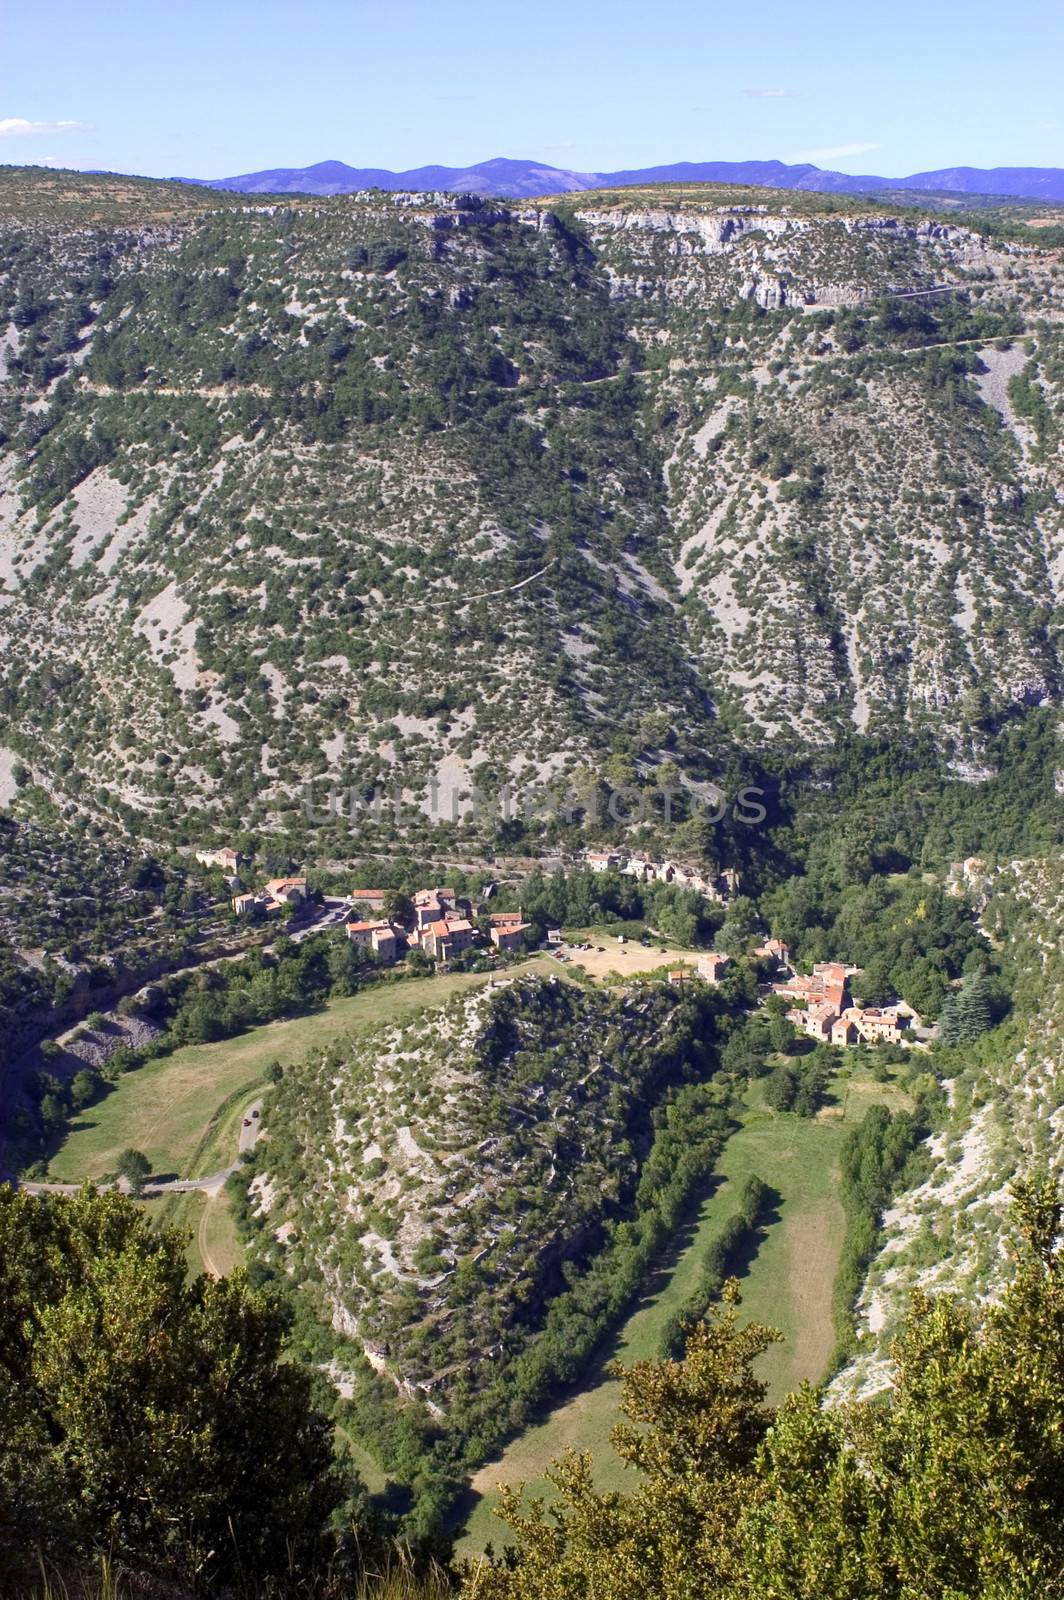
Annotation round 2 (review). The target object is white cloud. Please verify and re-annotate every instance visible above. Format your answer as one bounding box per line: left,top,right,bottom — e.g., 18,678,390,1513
744,87,792,99
0,118,93,139
787,141,881,164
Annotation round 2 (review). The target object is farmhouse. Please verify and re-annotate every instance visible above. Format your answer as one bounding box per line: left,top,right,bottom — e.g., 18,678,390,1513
420,919,473,961
788,1000,839,1042
337,878,544,966
772,960,854,1013
196,846,241,872
947,856,989,897
584,848,728,901
839,1005,911,1045
776,958,917,1048
755,938,792,967
831,1014,860,1047
622,855,653,881
414,890,444,929
698,952,731,983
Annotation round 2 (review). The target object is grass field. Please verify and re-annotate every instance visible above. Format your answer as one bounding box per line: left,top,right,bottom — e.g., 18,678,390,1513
336,1426,390,1496
46,959,557,1185
458,1059,911,1555
150,1188,245,1278
42,942,913,1550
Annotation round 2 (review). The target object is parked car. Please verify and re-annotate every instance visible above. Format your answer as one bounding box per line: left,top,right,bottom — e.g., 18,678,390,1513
252,1109,260,1119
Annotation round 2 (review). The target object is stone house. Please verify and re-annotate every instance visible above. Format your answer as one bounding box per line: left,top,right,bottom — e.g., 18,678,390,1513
349,888,388,912
346,919,399,964
197,846,242,872
264,877,308,905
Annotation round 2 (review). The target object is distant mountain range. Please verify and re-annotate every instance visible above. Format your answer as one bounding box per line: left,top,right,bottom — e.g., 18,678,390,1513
177,155,1064,203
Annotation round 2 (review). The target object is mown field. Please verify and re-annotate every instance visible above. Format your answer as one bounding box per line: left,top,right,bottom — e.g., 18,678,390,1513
558,923,709,983
458,1061,911,1555
153,1188,245,1278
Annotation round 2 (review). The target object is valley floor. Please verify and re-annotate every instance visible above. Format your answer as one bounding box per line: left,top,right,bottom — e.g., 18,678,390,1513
45,961,559,1185
34,946,913,1532
457,1066,910,1556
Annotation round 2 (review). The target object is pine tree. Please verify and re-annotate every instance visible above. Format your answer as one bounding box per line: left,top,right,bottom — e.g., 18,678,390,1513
937,989,963,1046
956,969,993,1043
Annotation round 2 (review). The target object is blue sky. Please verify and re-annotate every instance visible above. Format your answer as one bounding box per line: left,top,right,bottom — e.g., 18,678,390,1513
2,0,1062,179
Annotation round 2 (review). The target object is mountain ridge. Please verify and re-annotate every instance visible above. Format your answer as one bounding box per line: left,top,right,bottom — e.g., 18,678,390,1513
1,169,1063,854
175,154,1064,203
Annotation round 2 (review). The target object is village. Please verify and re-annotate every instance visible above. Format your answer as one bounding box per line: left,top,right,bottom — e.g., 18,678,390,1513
196,846,535,962
194,844,920,1050
753,942,919,1047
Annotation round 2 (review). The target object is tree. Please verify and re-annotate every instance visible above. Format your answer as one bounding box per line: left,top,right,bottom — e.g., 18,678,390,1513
383,890,415,927
0,1188,341,1588
937,987,963,1046
116,1148,151,1196
326,932,367,996
69,1070,98,1111
746,1176,1064,1598
939,969,993,1048
955,968,993,1043
716,896,760,956
467,1286,780,1599
766,1009,795,1055
763,1061,800,1112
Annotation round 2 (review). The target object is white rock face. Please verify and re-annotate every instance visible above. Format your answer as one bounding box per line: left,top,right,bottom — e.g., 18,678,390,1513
834,859,1064,1402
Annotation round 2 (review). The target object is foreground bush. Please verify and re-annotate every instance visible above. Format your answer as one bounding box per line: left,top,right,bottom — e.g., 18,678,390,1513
0,1186,341,1590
